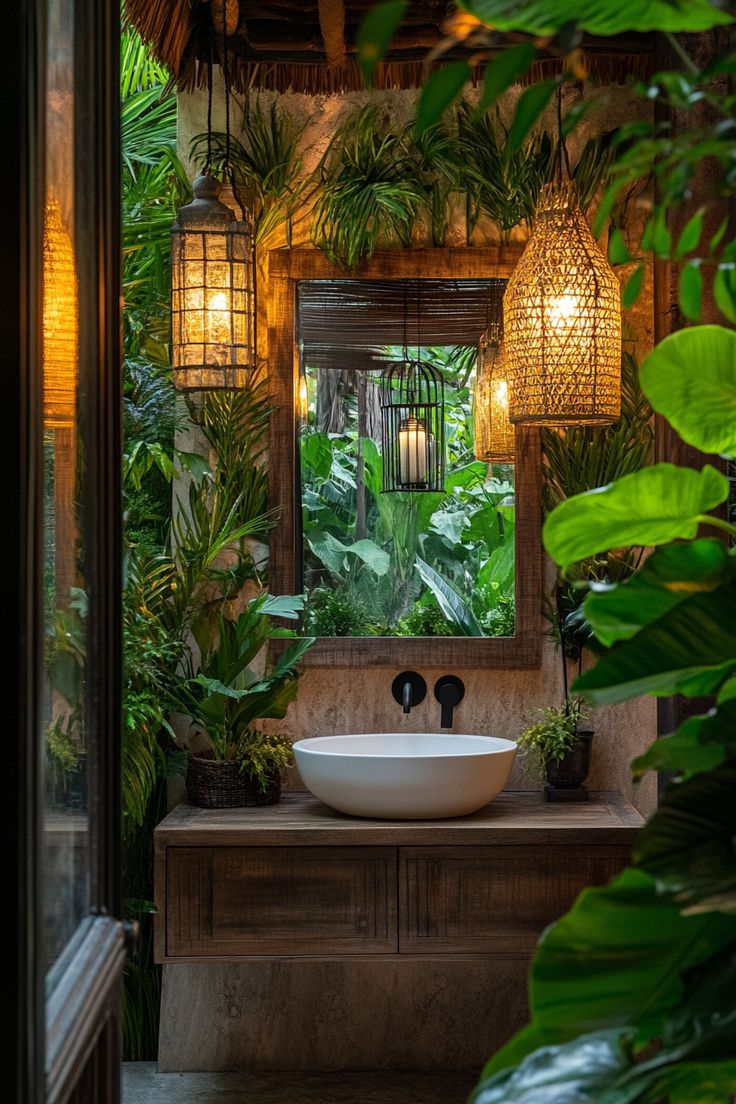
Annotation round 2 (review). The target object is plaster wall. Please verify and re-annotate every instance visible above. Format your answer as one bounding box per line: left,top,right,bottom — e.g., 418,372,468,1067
176,80,658,815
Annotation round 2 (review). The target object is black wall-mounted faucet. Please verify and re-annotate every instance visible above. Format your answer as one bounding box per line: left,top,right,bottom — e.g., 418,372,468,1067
434,675,465,729
391,671,427,715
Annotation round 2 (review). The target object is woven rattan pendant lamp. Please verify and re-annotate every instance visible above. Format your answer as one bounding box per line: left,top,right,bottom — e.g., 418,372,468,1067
504,92,621,427
43,196,78,428
380,281,445,493
473,295,515,465
171,40,256,391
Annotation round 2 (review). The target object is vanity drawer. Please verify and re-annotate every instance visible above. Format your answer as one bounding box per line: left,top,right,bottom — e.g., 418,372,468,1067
399,845,629,954
165,846,398,957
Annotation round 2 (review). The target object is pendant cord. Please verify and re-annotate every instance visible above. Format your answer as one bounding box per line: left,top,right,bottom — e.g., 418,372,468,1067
205,39,214,172
556,84,572,185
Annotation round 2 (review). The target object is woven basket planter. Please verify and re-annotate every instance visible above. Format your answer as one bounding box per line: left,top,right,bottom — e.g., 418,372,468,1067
186,749,281,809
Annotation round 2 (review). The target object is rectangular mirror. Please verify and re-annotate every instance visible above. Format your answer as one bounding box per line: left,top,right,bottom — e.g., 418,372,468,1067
268,249,542,668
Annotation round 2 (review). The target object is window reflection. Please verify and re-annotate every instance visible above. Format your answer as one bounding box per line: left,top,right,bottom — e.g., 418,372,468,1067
43,0,89,982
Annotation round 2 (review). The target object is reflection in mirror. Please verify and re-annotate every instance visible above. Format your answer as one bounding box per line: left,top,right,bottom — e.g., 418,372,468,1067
297,279,515,639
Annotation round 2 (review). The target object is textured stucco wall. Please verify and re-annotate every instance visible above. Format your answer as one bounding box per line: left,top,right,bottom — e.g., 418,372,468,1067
176,80,658,815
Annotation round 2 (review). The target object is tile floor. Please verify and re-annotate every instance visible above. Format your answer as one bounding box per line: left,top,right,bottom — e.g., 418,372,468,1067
123,1063,477,1104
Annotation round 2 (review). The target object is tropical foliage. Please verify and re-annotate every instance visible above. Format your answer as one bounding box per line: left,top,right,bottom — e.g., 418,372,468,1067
300,348,516,637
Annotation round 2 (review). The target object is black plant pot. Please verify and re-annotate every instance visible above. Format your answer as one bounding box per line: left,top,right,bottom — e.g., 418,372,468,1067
545,730,593,803
186,749,281,809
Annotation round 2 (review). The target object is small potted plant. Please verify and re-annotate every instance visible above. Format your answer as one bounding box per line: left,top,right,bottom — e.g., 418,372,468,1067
174,594,314,809
517,698,593,802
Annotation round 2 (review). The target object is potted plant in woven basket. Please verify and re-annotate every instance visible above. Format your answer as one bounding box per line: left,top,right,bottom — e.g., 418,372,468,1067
175,594,314,809
517,698,593,802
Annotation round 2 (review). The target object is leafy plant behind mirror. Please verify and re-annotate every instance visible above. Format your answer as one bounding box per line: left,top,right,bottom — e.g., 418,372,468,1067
191,100,315,246
312,104,427,267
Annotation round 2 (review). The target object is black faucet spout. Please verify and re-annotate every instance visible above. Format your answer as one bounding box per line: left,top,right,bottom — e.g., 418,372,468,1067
391,671,427,715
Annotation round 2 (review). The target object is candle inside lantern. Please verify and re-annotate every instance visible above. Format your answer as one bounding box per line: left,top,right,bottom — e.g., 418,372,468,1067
397,415,429,486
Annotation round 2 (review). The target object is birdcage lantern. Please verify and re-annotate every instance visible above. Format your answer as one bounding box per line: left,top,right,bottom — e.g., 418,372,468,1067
380,358,445,493
474,324,515,465
504,182,621,426
171,174,256,391
43,196,78,428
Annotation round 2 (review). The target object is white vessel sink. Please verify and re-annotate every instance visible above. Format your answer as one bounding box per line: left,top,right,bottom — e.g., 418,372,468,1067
292,732,517,820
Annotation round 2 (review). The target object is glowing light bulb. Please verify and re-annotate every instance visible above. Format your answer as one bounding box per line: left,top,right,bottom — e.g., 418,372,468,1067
547,293,579,325
206,290,231,345
492,378,509,410
397,416,428,486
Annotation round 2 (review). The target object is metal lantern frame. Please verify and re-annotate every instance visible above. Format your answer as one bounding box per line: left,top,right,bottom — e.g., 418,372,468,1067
380,357,445,492
171,173,256,391
504,180,622,428
379,280,445,493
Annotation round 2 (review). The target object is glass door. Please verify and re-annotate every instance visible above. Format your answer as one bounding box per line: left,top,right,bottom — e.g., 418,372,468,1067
5,0,124,1101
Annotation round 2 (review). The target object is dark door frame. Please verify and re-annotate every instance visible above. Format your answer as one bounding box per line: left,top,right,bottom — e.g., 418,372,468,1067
2,1,124,1101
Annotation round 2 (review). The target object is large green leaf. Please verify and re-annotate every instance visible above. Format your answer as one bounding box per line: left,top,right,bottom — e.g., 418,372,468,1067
357,0,407,85
634,761,736,911
574,580,736,705
633,700,736,782
543,464,729,570
585,540,734,647
640,327,736,457
459,0,732,34
478,43,538,112
483,868,736,1078
308,532,390,577
415,62,471,134
415,557,483,636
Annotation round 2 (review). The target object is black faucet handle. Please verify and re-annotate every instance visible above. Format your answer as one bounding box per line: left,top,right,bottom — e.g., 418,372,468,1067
391,671,427,714
434,675,465,729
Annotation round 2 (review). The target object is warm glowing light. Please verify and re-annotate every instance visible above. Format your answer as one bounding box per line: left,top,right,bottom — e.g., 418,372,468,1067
298,374,309,420
546,293,579,324
504,183,621,426
474,339,515,464
397,416,429,486
171,174,256,391
43,196,78,429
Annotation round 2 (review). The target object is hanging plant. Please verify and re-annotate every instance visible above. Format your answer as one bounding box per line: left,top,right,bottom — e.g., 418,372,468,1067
312,104,427,267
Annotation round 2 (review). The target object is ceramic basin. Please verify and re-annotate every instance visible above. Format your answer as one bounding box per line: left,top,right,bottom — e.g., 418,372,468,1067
292,732,517,820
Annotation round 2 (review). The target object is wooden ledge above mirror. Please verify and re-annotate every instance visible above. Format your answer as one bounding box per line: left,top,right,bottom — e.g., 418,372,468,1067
267,247,542,669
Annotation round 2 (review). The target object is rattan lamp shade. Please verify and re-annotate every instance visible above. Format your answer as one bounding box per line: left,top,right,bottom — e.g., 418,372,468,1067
474,336,515,464
504,183,621,427
171,174,256,391
43,197,78,429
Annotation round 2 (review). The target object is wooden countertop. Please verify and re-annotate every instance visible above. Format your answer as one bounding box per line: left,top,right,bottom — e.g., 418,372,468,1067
156,791,643,847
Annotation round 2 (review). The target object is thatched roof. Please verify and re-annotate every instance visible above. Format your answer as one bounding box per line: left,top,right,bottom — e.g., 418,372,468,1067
124,0,655,95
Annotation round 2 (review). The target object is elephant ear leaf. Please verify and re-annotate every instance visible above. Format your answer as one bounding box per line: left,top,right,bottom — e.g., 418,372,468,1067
543,464,728,571
640,326,736,457
585,539,734,647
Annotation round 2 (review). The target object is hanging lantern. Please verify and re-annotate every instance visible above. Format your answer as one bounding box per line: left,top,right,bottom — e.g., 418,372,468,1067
171,174,256,391
43,196,78,428
504,182,621,426
474,328,515,464
380,359,445,492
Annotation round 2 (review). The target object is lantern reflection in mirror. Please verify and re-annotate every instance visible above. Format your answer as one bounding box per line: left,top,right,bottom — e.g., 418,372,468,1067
474,332,515,465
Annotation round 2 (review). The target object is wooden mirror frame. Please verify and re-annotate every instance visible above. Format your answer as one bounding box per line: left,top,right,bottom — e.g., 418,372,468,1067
267,247,542,668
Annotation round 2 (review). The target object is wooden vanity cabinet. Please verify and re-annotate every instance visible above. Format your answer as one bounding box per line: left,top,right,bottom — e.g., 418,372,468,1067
155,792,641,964
153,792,642,1071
